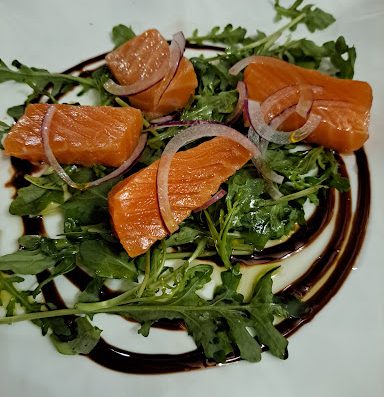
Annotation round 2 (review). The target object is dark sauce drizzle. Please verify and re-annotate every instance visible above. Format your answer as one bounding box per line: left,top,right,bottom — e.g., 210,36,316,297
5,51,371,374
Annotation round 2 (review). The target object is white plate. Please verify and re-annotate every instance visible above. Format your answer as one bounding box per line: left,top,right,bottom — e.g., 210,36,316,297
0,0,383,396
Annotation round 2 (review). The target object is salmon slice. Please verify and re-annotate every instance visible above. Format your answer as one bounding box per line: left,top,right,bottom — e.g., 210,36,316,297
3,103,143,167
108,137,252,257
244,56,372,153
105,29,198,118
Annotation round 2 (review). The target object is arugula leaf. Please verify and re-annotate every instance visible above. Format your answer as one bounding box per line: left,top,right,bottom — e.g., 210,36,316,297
6,105,25,120
0,249,55,274
34,257,77,296
166,226,203,247
248,272,288,358
0,121,11,149
182,91,238,121
111,24,136,48
9,175,65,216
50,317,102,355
190,56,239,94
323,36,356,79
267,145,349,192
0,59,96,119
189,24,248,46
77,277,106,304
0,59,94,94
79,240,137,280
0,272,42,315
61,178,119,226
112,267,290,363
274,0,335,32
88,66,115,105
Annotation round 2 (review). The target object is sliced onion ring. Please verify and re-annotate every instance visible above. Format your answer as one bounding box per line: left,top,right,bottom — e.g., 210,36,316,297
193,188,227,212
290,112,322,143
227,81,247,124
296,85,316,117
41,106,147,190
150,115,175,124
269,106,297,129
247,127,284,185
103,60,169,96
157,31,186,103
246,99,321,145
229,55,261,76
144,119,214,132
157,124,260,234
261,84,323,117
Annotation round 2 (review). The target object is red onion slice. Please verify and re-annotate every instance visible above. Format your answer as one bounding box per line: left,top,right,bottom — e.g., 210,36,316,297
103,59,169,96
247,126,268,157
246,100,320,145
269,106,297,129
157,31,186,103
157,124,260,234
144,119,214,131
296,85,315,117
247,127,284,185
229,55,261,76
227,81,247,124
150,115,175,124
41,106,147,190
193,188,227,212
261,84,323,117
289,112,322,143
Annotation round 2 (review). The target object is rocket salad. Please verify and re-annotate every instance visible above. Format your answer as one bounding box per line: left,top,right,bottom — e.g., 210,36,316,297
0,1,365,367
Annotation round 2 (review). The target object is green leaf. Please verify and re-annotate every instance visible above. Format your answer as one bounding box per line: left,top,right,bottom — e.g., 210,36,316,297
50,317,101,355
323,36,356,79
0,249,55,274
34,257,76,296
0,121,11,150
248,271,288,358
0,59,92,91
77,277,106,304
0,58,96,120
0,272,40,314
274,0,335,33
61,178,119,225
24,172,65,191
89,65,115,106
189,24,247,46
226,312,262,362
7,105,25,120
111,24,136,48
182,90,238,121
111,267,292,363
166,226,202,247
79,240,137,280
9,183,64,216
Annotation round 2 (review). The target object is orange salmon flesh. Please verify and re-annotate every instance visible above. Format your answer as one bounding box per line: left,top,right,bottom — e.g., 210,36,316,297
108,137,252,257
3,103,143,167
244,56,372,153
105,29,198,118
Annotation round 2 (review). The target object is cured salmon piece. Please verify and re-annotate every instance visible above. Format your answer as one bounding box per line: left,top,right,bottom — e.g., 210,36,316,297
244,56,372,153
108,137,252,257
105,29,198,118
3,103,143,167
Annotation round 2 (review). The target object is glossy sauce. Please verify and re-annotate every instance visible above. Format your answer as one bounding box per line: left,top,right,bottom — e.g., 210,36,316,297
4,53,371,374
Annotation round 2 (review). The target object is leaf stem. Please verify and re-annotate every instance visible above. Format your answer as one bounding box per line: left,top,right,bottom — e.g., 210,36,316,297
239,13,306,52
